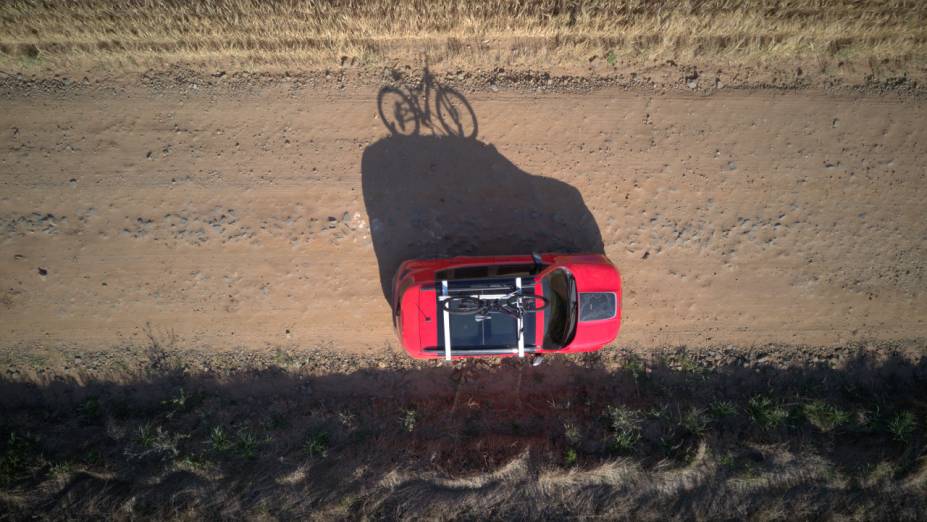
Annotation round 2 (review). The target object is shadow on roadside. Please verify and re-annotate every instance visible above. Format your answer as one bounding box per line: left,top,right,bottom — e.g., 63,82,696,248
0,345,925,519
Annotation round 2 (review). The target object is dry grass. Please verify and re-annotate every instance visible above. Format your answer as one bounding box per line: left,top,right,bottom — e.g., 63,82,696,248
1,0,926,79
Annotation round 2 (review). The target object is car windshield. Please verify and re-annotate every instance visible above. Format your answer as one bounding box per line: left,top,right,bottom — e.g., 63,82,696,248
541,268,577,349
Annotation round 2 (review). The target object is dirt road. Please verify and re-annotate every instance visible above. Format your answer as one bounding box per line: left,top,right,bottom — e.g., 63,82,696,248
1,83,925,357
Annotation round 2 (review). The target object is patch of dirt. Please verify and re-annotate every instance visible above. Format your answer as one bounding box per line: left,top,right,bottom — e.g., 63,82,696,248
1,75,925,354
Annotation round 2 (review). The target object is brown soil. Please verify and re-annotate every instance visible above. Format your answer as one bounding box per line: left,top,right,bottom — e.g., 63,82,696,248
1,73,925,367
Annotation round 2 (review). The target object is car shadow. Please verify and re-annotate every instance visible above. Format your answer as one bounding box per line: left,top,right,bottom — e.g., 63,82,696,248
1,344,925,519
363,81,604,303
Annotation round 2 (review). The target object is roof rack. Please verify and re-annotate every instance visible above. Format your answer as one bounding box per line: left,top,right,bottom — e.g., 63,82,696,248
438,277,529,361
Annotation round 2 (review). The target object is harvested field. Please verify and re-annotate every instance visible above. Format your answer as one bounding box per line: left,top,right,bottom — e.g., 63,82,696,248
1,1,926,88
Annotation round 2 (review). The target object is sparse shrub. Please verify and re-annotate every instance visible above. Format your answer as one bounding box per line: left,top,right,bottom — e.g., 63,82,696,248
209,426,233,452
401,409,417,433
803,400,849,432
624,354,646,382
647,405,669,419
132,424,183,459
606,405,641,452
564,448,578,466
680,407,709,437
606,50,618,66
235,429,259,459
563,422,581,445
676,355,704,375
338,410,358,430
887,411,917,442
746,396,788,430
304,431,329,458
137,423,156,448
718,452,735,468
163,388,202,418
49,461,75,477
163,388,187,410
0,432,37,487
177,454,212,471
709,400,738,419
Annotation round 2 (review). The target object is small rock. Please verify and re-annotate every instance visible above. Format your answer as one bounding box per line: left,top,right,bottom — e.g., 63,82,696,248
687,79,698,89
38,267,48,276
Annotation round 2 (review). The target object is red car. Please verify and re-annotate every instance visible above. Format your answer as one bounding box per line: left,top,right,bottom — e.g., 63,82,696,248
392,253,621,360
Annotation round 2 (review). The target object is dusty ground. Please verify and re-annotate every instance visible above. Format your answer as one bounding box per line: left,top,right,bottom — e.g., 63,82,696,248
1,74,926,369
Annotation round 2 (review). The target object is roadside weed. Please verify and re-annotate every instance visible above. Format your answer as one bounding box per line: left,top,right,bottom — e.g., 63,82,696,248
719,452,736,468
624,354,646,382
606,405,641,452
803,400,849,432
138,423,156,448
401,409,418,433
680,407,709,437
709,400,738,419
162,388,188,413
746,396,788,430
564,448,578,466
49,461,75,477
0,432,37,487
209,426,233,452
887,411,917,442
304,431,330,458
563,422,581,445
606,50,618,66
235,429,259,459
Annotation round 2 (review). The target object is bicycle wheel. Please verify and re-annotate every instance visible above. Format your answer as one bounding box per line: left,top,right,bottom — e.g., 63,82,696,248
435,86,478,139
509,293,549,312
377,87,420,136
443,296,482,314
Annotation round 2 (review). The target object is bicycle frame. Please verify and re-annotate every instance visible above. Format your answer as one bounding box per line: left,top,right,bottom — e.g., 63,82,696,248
438,277,531,361
409,66,436,126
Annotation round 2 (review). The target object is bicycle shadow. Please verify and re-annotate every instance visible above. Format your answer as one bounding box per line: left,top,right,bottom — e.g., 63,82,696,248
377,66,478,138
364,83,604,303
